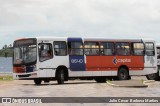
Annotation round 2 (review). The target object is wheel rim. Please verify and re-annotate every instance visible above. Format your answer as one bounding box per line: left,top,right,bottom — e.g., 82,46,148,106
118,68,128,80
120,72,126,79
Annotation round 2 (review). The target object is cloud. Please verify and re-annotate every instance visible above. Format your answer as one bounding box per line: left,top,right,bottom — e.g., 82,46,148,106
1,0,160,48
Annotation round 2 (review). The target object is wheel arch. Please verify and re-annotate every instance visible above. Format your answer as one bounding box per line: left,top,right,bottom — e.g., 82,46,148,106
117,65,131,79
118,65,129,76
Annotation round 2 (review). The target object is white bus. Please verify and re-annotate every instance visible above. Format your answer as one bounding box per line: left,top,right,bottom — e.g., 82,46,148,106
13,37,157,85
146,43,160,80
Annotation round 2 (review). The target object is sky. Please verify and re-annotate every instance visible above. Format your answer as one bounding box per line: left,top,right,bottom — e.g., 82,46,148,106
1,0,160,49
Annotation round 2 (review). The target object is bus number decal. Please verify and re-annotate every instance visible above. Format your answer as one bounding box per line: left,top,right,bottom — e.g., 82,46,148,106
71,59,83,63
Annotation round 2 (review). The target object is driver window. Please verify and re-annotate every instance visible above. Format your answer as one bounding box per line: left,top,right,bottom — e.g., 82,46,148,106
39,43,53,62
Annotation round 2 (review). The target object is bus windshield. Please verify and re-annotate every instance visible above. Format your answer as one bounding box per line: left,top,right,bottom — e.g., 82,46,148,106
13,39,37,65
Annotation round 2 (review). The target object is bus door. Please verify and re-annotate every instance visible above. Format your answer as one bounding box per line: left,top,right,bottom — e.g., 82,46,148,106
144,42,157,73
38,41,54,77
68,38,85,71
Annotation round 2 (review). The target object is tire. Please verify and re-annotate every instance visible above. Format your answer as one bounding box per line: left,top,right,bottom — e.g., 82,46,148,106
44,79,50,83
34,79,42,85
146,72,160,81
57,69,65,84
118,68,129,80
128,76,131,80
95,77,106,83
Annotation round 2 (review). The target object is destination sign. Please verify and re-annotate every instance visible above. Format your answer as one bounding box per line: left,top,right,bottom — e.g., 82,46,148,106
14,39,36,47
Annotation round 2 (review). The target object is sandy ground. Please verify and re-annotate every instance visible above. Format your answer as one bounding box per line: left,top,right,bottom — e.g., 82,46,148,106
0,76,160,106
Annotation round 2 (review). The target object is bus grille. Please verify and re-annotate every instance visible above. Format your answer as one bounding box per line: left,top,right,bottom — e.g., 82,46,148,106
18,74,31,78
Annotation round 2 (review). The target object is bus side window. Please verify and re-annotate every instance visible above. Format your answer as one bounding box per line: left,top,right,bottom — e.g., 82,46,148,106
84,42,100,56
100,42,115,56
54,41,67,56
116,42,130,56
132,43,144,56
68,42,83,55
145,43,155,56
39,43,53,62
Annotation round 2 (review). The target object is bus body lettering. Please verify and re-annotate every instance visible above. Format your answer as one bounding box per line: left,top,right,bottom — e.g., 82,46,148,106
71,59,83,63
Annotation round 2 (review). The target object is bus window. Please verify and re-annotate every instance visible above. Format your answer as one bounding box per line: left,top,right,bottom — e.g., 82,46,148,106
68,42,83,55
84,42,100,56
39,43,53,61
157,47,160,59
54,41,67,56
145,43,155,56
133,43,144,55
100,42,115,55
116,42,130,56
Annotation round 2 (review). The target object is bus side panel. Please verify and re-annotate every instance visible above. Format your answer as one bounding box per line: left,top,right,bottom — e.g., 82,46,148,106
85,55,145,76
86,56,100,71
69,55,85,71
99,56,116,71
129,56,144,70
99,56,144,71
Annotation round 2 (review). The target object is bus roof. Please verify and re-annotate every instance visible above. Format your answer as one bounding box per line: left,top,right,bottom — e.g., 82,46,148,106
15,36,155,42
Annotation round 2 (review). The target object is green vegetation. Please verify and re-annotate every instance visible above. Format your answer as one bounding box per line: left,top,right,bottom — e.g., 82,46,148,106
0,76,13,81
0,48,13,57
141,79,144,84
107,80,112,83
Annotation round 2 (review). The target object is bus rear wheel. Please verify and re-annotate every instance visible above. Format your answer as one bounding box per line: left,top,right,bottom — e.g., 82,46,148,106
34,79,42,85
57,69,65,84
118,68,129,80
146,72,160,81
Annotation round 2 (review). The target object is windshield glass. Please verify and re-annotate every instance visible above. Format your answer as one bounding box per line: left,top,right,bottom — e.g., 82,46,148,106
13,39,37,65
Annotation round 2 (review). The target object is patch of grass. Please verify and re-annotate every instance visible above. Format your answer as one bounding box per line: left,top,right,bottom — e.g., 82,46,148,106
107,80,112,83
141,79,144,84
0,76,13,81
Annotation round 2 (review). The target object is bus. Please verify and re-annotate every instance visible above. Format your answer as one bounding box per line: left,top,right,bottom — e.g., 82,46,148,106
146,43,160,80
13,37,157,85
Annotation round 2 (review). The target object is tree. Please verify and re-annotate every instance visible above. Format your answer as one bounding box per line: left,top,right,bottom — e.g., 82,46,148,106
9,44,12,47
4,44,7,49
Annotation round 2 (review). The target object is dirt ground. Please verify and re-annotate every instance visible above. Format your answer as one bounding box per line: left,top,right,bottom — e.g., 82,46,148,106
0,76,160,106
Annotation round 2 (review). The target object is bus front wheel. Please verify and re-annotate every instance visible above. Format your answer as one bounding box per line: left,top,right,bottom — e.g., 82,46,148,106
57,69,65,84
34,79,42,85
118,68,129,80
